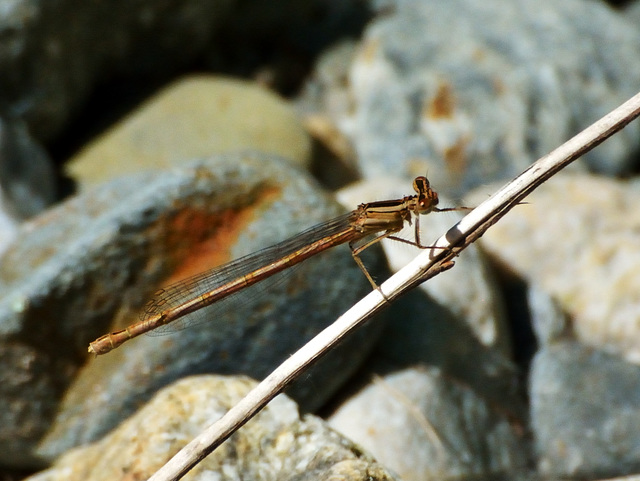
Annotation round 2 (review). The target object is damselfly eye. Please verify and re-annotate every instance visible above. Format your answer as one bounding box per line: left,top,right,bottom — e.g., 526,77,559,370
418,193,438,209
413,176,430,194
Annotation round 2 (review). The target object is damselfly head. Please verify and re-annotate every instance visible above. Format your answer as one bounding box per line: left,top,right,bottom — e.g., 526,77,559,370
413,176,439,214
412,176,430,193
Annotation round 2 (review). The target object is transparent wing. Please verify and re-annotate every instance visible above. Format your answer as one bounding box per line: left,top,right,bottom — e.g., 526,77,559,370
141,212,357,335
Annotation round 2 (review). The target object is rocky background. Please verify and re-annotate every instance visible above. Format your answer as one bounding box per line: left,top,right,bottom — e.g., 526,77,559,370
1,0,640,480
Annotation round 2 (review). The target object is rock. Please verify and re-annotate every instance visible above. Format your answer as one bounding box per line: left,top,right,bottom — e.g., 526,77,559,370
296,40,362,189
530,342,640,478
337,0,640,194
26,375,398,481
298,39,359,130
200,2,370,93
329,366,528,481
625,1,640,24
0,0,236,141
0,197,18,257
0,116,57,255
0,153,385,466
0,118,59,466
468,173,640,364
0,117,56,219
527,282,569,347
65,76,313,188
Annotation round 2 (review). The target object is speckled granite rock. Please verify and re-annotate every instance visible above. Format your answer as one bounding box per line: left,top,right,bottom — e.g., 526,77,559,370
26,375,398,481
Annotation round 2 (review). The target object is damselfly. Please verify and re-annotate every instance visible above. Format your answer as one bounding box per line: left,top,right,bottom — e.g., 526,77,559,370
89,176,454,355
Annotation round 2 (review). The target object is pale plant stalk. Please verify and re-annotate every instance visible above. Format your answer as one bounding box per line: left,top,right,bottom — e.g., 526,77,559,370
149,91,640,481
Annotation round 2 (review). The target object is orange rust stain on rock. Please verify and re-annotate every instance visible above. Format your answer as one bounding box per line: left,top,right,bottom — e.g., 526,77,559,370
161,186,282,286
424,83,455,119
492,77,506,96
472,47,486,63
443,137,469,175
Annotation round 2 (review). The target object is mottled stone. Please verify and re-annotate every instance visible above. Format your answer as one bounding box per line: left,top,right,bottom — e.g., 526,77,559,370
65,76,312,188
0,153,385,466
0,116,56,255
0,117,56,219
26,375,398,481
530,342,640,478
0,196,18,256
0,0,235,141
625,1,640,24
468,173,640,364
298,39,359,129
342,0,640,194
296,40,361,189
527,282,570,347
329,366,528,481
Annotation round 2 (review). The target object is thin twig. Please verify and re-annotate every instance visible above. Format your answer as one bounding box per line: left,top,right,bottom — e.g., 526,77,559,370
149,91,640,481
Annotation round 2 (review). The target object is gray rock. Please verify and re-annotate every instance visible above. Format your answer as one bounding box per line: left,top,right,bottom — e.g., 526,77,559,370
0,0,235,141
0,153,385,467
530,342,640,478
0,117,56,219
298,39,359,126
329,366,528,481
344,0,640,194
467,173,640,364
26,375,398,481
0,195,18,256
527,282,569,347
624,1,640,24
0,0,368,143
